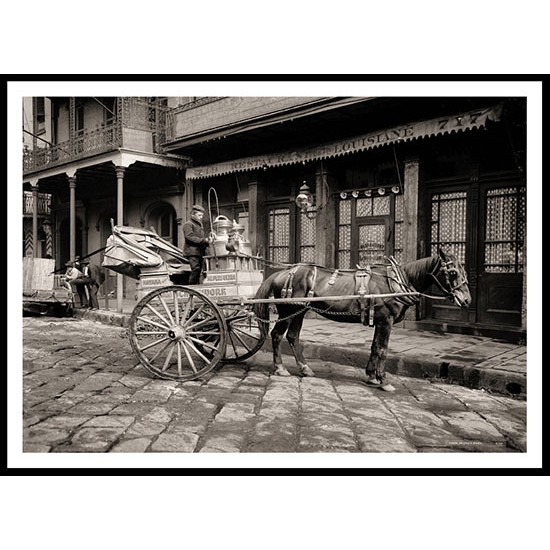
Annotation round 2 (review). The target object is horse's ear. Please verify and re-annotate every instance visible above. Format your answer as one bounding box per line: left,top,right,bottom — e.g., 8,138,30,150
438,246,449,261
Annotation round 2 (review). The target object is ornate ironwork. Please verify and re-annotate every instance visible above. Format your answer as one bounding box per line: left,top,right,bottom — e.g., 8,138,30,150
23,191,51,216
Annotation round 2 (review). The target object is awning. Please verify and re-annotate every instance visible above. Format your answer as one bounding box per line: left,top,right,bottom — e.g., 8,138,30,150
186,104,502,180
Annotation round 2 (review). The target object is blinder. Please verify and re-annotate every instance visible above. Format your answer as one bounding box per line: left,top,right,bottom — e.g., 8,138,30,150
430,257,469,299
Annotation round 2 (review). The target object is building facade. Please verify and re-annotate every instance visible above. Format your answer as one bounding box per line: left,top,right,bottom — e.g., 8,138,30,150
23,96,526,342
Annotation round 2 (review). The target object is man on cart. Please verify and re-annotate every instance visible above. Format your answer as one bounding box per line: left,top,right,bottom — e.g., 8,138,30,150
182,204,213,284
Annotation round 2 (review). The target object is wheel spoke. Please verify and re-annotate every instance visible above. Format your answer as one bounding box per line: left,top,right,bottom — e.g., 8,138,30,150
184,339,212,364
158,295,175,325
182,303,206,327
176,341,182,376
148,339,173,362
174,291,180,325
144,303,172,327
138,336,170,352
230,328,259,351
161,342,176,371
179,340,198,373
187,336,220,352
137,315,170,331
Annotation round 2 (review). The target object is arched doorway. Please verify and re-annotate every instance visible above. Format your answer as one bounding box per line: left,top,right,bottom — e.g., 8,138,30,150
146,202,178,245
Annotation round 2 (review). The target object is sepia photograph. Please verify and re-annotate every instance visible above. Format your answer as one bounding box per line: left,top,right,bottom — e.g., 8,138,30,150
9,80,542,471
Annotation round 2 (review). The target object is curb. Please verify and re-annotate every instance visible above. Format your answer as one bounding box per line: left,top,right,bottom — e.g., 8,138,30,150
75,309,526,400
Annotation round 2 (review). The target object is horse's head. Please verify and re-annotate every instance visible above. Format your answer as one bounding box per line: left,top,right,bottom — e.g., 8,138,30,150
432,248,471,307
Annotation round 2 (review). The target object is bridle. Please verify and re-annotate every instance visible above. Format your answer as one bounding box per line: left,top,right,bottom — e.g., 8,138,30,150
429,257,469,300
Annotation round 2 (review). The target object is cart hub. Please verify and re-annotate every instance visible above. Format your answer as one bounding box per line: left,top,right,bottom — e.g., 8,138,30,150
167,326,186,341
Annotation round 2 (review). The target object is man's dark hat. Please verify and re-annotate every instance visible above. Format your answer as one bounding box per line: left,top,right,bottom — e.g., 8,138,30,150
81,259,90,264
191,204,206,213
65,261,73,267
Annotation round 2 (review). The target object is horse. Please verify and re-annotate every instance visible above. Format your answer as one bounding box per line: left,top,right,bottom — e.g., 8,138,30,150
253,248,471,392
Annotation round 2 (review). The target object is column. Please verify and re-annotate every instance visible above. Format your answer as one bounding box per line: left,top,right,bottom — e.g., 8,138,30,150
115,166,126,313
68,175,77,261
402,159,420,264
31,182,39,258
248,176,267,257
314,160,336,268
402,158,420,322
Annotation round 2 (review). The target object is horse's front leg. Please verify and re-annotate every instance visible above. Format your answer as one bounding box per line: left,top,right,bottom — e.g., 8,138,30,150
271,314,292,376
365,315,395,392
286,311,315,377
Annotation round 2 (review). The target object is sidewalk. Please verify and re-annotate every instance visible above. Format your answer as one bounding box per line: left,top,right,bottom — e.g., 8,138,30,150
74,298,527,399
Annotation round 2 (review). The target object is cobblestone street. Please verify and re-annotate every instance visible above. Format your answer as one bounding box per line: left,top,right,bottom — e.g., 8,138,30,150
20,317,527,454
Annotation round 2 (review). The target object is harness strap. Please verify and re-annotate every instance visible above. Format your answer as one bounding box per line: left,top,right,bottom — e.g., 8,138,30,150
307,266,317,298
356,266,374,326
281,266,298,298
328,269,339,285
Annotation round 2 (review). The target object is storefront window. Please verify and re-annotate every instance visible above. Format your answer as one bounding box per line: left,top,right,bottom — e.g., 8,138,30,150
430,191,467,264
484,186,526,273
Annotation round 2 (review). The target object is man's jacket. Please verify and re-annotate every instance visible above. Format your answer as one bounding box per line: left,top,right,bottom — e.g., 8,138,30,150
182,218,209,257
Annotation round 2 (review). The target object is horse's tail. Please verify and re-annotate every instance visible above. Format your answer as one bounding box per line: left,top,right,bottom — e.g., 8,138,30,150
253,271,280,337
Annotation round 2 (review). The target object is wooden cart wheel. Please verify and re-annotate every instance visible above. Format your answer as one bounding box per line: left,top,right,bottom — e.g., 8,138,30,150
128,285,227,381
221,304,267,362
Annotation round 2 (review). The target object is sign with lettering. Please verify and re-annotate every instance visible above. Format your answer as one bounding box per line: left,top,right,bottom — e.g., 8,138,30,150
186,105,502,180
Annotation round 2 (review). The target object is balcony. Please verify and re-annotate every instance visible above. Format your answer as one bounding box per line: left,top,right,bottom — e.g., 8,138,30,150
23,191,51,216
23,98,170,175
23,123,122,174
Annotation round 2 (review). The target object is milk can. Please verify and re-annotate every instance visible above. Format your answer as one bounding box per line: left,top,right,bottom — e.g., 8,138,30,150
211,215,234,256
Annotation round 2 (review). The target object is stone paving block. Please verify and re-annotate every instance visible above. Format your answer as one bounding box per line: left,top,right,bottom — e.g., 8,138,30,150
479,412,527,452
212,402,256,423
109,402,157,416
141,407,174,424
151,432,199,452
82,415,135,429
131,388,173,402
68,402,118,415
67,427,127,451
38,415,92,429
23,443,52,453
23,426,71,446
111,438,152,453
253,419,296,438
356,432,416,453
298,429,356,451
436,411,507,443
74,373,124,392
125,421,166,437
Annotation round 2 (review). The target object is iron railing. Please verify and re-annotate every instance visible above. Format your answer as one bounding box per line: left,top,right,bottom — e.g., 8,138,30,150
23,97,171,174
23,191,51,216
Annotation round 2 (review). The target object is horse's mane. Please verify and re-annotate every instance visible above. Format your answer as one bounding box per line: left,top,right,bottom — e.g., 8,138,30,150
403,256,439,289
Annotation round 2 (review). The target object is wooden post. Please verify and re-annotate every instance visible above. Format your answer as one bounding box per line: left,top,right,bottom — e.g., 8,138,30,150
402,158,420,321
31,182,39,258
115,165,126,313
248,175,267,258
68,175,77,262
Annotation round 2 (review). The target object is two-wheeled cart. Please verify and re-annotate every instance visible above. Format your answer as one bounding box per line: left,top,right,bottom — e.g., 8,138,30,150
102,223,268,381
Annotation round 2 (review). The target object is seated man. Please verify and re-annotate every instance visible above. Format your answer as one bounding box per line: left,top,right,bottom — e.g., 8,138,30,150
62,260,88,307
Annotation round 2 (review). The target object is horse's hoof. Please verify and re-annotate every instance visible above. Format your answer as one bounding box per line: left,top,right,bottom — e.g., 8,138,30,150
274,367,291,377
380,384,396,392
301,366,315,377
366,376,381,386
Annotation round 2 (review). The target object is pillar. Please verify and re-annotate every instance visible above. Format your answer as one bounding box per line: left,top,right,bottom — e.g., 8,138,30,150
248,175,267,257
31,182,39,258
402,159,420,264
68,175,77,261
314,160,336,268
402,159,420,322
115,166,126,313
